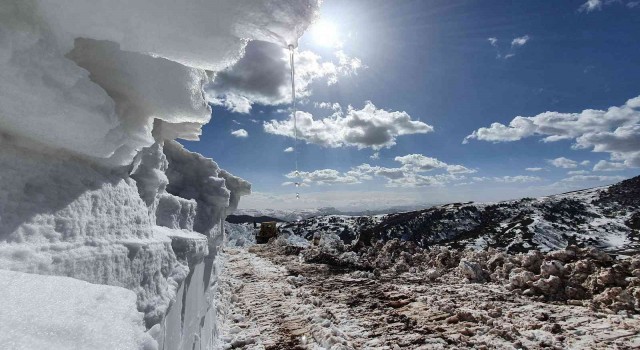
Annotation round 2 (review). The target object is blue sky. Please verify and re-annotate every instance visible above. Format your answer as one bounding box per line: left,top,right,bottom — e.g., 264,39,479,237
182,0,640,210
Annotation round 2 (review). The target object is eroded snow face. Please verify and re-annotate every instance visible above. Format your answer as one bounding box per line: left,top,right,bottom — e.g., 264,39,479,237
0,1,311,349
0,0,319,166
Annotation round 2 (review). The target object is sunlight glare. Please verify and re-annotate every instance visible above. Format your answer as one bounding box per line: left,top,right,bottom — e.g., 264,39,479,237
311,19,340,48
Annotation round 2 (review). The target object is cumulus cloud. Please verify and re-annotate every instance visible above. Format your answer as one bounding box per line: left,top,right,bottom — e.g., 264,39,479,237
209,93,252,114
473,176,543,183
285,169,360,185
286,154,474,188
314,101,342,112
548,157,578,169
207,41,363,113
511,35,530,47
264,101,433,150
561,175,625,182
283,147,294,152
526,167,544,172
231,129,248,138
464,95,640,167
593,160,627,171
568,170,590,175
496,175,542,183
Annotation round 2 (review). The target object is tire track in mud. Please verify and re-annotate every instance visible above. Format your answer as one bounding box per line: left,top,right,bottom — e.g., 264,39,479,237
217,247,364,349
254,245,640,350
219,245,640,349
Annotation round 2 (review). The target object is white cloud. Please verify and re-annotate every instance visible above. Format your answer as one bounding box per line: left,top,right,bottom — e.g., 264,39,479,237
548,157,578,169
561,175,625,182
568,170,590,175
209,93,252,114
580,160,591,166
207,41,363,113
579,0,602,12
464,95,640,167
488,37,498,46
593,160,627,171
283,147,294,153
472,176,543,183
313,101,342,112
525,167,544,172
579,0,636,11
496,175,542,183
288,154,474,188
264,101,433,150
286,169,360,185
370,152,380,160
511,35,530,47
231,129,248,138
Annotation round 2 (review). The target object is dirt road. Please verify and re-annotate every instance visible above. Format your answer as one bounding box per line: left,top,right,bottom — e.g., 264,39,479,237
217,245,640,349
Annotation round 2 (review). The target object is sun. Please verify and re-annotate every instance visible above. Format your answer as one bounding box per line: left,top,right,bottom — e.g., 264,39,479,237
310,19,341,48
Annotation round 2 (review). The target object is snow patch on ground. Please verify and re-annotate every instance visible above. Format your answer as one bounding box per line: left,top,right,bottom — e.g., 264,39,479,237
0,269,155,350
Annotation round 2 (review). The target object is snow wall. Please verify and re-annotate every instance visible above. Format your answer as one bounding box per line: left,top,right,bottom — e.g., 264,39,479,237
0,1,318,349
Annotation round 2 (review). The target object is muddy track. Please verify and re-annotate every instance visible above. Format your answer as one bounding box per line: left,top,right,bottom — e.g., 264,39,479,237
218,245,640,349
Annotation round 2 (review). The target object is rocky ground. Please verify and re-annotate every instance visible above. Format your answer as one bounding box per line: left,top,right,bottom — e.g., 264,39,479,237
217,241,640,349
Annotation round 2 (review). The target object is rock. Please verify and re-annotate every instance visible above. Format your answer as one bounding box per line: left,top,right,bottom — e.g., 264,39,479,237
520,250,543,273
425,268,440,281
509,269,536,289
533,275,562,295
459,259,487,283
487,253,506,269
445,315,459,324
459,328,474,336
587,248,612,264
543,323,562,334
540,260,565,277
596,268,617,287
547,249,576,263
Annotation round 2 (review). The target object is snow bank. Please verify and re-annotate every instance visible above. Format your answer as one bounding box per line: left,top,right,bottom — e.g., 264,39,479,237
1,0,318,166
225,222,257,248
0,0,316,347
164,140,251,237
0,269,154,350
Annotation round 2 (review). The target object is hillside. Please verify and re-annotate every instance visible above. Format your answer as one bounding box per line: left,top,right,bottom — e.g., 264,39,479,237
281,175,640,255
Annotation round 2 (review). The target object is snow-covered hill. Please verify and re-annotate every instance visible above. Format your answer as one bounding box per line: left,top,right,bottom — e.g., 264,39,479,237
282,175,640,255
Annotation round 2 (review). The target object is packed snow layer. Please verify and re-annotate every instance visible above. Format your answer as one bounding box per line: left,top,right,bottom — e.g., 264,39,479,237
156,193,198,231
37,0,319,69
0,0,307,347
164,140,251,237
0,139,187,327
0,269,154,350
0,0,319,166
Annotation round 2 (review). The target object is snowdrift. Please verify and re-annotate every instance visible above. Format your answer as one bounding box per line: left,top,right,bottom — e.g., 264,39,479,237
0,1,318,349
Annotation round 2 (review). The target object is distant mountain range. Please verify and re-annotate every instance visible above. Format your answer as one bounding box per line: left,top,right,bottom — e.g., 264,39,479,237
231,204,439,223
279,175,640,256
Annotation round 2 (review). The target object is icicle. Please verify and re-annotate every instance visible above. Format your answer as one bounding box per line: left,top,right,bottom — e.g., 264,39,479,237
289,44,300,200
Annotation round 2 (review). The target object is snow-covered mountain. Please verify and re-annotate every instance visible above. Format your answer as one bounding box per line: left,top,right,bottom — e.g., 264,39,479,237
234,204,439,222
282,175,640,255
